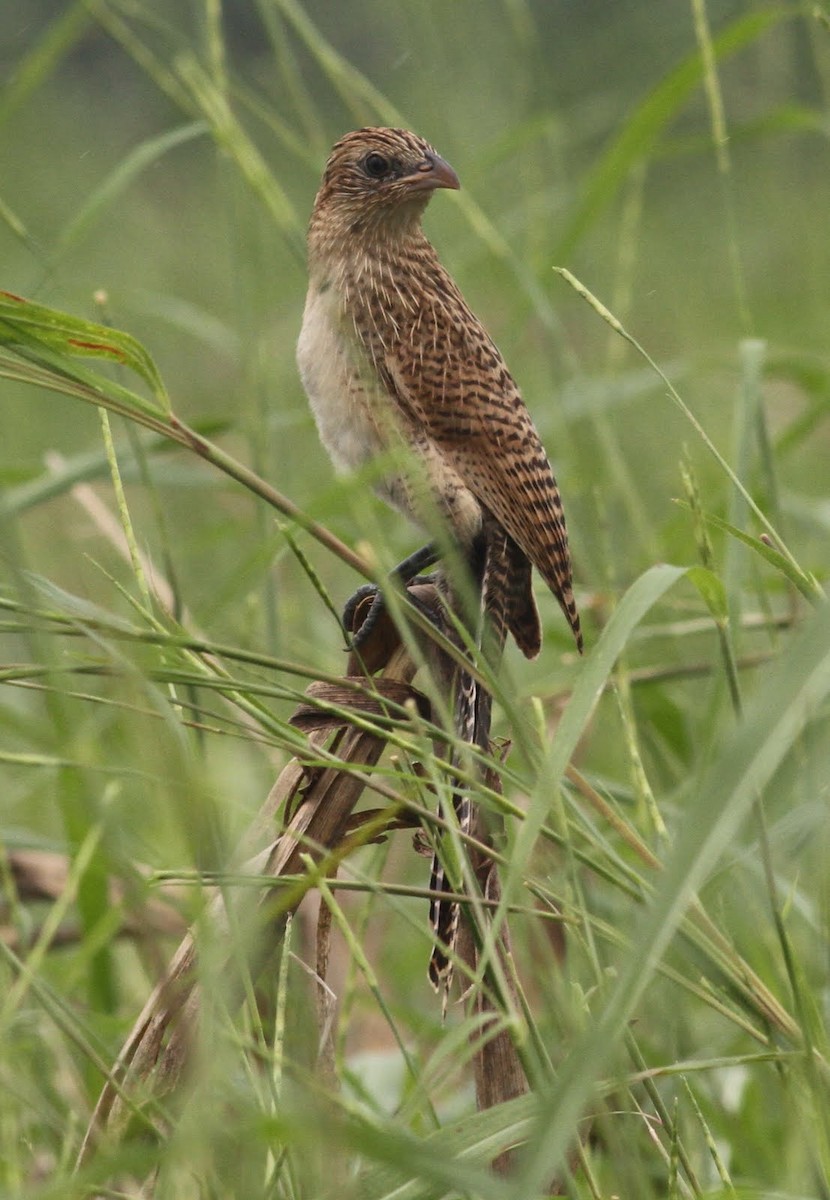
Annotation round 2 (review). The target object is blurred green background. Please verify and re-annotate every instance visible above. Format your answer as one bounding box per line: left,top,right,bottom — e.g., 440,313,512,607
2,2,830,1195
3,1,827,643
3,0,828,787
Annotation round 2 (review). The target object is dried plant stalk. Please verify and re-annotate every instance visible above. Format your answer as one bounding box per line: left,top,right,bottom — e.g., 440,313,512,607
78,585,535,1181
78,621,420,1163
2,850,187,949
456,773,530,1176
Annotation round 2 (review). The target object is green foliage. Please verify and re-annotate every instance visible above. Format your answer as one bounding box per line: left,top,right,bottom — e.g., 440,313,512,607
0,291,170,414
1,1,830,1196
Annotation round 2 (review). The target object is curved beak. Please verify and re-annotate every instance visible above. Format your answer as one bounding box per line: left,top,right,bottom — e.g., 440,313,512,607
404,152,460,193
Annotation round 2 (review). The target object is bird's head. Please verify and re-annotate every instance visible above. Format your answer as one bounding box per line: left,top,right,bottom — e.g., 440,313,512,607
309,127,460,247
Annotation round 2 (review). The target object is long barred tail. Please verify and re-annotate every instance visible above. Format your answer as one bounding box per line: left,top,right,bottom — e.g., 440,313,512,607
427,523,513,993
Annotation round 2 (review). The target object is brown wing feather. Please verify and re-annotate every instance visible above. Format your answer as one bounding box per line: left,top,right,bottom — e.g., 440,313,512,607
343,233,581,651
377,266,581,650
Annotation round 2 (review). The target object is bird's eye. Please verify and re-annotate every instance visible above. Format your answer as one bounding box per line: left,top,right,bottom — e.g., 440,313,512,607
363,152,391,179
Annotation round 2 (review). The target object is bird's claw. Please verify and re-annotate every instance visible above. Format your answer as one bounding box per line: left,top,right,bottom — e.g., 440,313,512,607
343,584,385,649
344,542,442,650
342,583,381,639
343,574,444,651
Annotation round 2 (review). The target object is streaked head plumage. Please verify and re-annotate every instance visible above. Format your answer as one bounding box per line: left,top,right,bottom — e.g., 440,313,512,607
310,127,459,240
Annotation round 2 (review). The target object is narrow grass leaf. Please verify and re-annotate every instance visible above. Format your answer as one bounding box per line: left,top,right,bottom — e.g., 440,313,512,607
513,601,830,1196
678,503,824,605
556,7,794,259
0,293,170,413
500,564,689,937
557,267,824,605
176,54,304,257
57,121,209,251
0,2,90,127
686,565,728,623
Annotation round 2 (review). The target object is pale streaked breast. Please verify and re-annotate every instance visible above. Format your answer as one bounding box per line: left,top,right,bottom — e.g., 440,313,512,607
296,283,385,475
296,279,482,545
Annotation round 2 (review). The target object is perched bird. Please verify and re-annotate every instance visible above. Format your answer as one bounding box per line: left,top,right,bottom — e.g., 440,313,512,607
297,127,581,988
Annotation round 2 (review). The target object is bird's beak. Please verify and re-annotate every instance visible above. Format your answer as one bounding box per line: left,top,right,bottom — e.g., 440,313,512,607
404,153,461,193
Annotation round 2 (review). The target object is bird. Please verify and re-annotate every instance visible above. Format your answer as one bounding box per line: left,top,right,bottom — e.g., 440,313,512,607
297,127,582,990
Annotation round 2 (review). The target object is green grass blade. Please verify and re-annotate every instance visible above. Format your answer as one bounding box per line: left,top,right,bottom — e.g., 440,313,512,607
678,502,824,606
514,600,830,1195
57,121,209,252
0,293,170,414
556,6,794,259
0,2,90,127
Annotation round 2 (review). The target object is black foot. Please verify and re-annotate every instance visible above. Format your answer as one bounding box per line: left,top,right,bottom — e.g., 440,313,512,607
343,579,445,649
342,583,382,640
343,542,441,649
394,542,439,581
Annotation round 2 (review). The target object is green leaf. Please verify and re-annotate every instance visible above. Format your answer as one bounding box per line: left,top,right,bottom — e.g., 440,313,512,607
0,292,170,414
497,564,690,970
678,501,824,605
686,565,729,622
513,600,830,1196
0,2,90,127
556,7,794,259
58,121,209,251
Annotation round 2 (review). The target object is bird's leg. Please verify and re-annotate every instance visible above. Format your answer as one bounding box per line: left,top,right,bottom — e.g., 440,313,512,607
427,533,497,996
343,541,440,646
